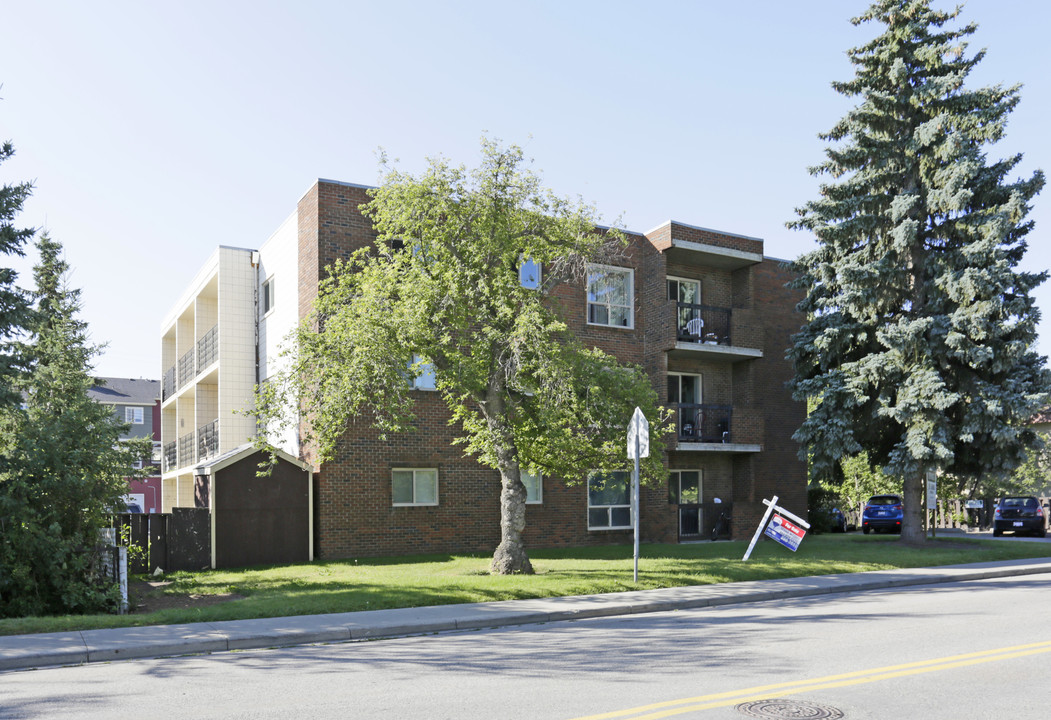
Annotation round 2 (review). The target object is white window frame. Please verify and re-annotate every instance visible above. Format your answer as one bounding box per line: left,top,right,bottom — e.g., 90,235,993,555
667,276,701,304
520,256,542,290
667,373,703,405
669,469,703,505
409,354,436,390
125,406,144,424
586,264,634,329
668,373,703,440
587,470,634,530
392,468,439,507
522,470,542,504
262,276,275,316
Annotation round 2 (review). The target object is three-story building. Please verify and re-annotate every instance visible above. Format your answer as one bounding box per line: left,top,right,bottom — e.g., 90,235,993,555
161,179,806,560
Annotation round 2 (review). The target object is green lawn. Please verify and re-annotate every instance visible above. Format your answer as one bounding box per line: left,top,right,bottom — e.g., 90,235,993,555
4,533,1050,637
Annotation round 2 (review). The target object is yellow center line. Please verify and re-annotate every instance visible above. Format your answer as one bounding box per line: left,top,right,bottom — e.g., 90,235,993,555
568,639,1051,720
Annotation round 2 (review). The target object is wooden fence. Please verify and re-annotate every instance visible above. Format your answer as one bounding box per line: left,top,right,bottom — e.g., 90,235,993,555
112,508,210,573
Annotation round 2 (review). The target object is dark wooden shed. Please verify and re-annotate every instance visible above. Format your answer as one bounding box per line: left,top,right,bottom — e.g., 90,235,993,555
193,444,313,569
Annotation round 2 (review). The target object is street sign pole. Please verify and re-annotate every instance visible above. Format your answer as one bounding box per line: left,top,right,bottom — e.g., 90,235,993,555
927,471,938,539
626,407,649,583
633,434,640,583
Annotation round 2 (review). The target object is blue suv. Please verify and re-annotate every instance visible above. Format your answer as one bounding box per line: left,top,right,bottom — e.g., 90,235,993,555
862,494,903,534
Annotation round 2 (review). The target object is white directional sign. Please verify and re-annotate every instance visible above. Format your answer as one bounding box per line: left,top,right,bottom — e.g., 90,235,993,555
627,407,650,459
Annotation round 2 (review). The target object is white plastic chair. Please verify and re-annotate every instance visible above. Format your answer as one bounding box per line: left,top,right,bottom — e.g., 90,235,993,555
685,317,704,338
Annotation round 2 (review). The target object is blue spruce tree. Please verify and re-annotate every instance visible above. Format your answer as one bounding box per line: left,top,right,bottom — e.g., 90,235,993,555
789,0,1049,542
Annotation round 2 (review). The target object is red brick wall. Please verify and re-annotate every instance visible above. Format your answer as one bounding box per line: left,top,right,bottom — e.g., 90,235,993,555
297,187,806,557
734,259,807,531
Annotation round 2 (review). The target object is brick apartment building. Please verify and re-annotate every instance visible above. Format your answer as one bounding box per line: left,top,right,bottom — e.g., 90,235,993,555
161,179,807,564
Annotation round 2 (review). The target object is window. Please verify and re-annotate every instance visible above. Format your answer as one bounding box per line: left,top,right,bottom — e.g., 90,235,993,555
409,354,436,390
668,373,702,439
586,264,633,328
520,256,541,289
668,470,702,504
125,407,144,424
668,277,701,305
262,277,275,315
392,469,438,506
667,373,702,405
587,470,633,529
669,277,702,337
522,470,542,504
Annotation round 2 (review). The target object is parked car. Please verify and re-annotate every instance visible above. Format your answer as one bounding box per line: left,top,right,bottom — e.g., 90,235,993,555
862,494,903,534
993,496,1046,538
830,507,847,533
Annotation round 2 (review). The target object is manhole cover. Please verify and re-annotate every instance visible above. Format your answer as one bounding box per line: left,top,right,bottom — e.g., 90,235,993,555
735,698,844,719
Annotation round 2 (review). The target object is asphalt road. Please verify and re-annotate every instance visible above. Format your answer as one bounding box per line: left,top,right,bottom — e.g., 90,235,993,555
2,572,1048,719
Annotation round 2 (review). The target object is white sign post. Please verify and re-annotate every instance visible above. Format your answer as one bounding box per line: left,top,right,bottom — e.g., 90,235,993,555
927,471,938,539
627,407,649,583
743,496,812,561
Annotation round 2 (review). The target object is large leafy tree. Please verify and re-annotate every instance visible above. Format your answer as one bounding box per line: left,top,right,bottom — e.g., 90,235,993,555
788,0,1048,543
0,234,149,617
0,138,34,406
258,139,669,574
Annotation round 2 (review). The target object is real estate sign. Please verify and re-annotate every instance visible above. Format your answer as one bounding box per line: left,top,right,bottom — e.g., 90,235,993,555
763,513,806,552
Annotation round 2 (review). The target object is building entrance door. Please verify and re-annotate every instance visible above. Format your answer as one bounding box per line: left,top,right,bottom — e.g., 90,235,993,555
674,470,702,539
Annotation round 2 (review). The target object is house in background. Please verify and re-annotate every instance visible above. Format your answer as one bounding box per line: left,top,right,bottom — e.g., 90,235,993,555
161,178,808,564
87,377,162,513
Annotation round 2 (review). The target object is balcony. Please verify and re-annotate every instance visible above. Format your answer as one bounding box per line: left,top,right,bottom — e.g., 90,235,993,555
177,348,195,389
668,302,762,362
197,325,218,371
163,441,177,473
178,432,194,469
672,403,760,453
676,303,731,345
197,418,219,461
162,366,176,401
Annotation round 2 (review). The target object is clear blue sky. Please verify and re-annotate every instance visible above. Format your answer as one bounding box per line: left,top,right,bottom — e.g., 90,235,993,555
1,0,1048,378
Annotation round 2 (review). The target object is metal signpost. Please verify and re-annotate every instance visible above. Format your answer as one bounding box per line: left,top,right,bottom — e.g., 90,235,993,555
626,407,649,582
743,495,812,561
927,471,938,539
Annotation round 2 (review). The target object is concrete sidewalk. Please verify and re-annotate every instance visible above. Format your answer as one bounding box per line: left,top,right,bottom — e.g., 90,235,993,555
3,555,1051,673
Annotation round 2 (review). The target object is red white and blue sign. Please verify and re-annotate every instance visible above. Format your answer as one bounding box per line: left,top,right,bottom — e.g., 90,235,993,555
764,513,806,552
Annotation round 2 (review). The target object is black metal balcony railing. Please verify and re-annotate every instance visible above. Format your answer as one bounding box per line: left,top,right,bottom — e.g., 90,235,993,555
177,347,195,389
178,432,194,468
163,440,177,473
197,418,219,461
197,324,218,371
676,302,731,345
162,366,176,401
675,403,732,443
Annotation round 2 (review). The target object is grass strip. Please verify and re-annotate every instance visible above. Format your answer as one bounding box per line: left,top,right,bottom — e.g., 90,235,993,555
3,534,1049,636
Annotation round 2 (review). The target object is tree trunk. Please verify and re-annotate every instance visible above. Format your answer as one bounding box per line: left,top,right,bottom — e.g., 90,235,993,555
490,466,534,574
900,472,926,543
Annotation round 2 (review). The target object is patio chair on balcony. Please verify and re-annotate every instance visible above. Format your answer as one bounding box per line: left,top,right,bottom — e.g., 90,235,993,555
684,317,704,341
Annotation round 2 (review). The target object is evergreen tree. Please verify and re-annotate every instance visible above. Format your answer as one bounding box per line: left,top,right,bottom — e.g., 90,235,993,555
0,139,34,406
788,1,1049,542
0,234,149,617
